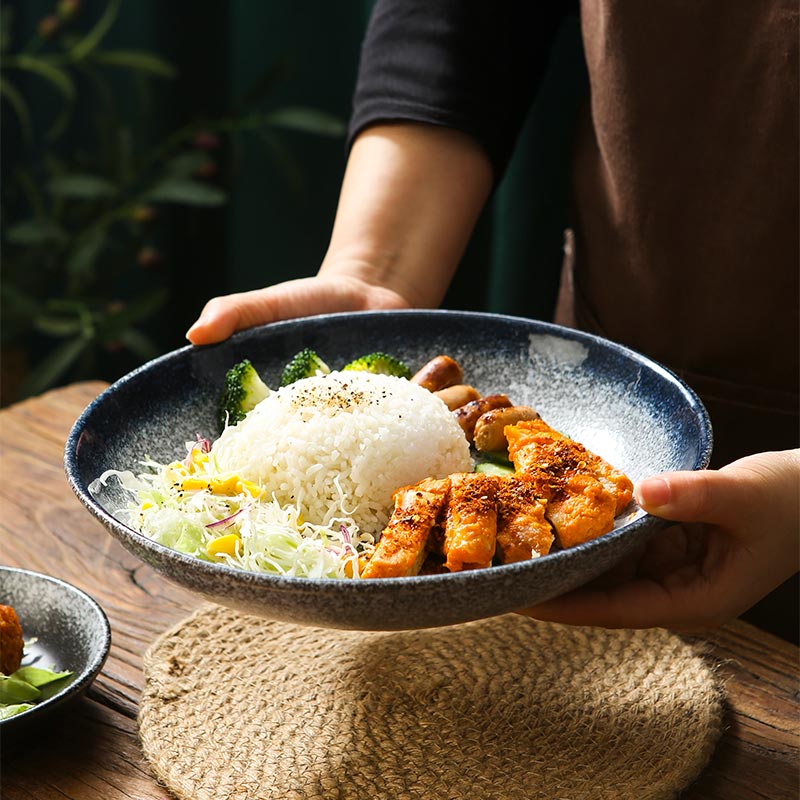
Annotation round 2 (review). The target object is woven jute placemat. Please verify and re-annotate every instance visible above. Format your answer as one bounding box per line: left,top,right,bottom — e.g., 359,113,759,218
139,605,723,800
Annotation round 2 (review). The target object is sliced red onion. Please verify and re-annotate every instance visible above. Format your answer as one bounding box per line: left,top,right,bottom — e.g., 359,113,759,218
336,524,355,556
206,507,245,529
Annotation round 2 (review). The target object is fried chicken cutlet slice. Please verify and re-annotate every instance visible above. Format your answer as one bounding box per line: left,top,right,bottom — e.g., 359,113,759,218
507,418,633,514
442,472,498,571
505,419,630,548
361,477,450,578
543,472,618,549
494,474,554,563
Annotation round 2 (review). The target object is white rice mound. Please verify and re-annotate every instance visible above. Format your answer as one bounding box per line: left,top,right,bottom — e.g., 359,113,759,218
211,370,472,534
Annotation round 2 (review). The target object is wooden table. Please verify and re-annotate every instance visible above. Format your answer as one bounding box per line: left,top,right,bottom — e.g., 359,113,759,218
1,382,798,799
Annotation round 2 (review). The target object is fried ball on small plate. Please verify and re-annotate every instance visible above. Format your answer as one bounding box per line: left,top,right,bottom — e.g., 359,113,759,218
0,604,24,675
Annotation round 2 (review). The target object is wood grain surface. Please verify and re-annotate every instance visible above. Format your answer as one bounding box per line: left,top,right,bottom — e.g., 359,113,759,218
1,382,798,799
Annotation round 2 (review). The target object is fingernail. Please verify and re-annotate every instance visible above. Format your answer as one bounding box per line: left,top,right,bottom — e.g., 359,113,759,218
185,319,205,341
186,310,209,331
635,477,671,509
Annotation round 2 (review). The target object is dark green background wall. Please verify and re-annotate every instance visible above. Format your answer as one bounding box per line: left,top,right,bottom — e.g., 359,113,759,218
2,0,587,396
225,2,371,295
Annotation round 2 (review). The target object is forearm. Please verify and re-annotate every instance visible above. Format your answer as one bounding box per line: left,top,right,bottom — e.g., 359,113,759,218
185,122,492,344
319,122,494,307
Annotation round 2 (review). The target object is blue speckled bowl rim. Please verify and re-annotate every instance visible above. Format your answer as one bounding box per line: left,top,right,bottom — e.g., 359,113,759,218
0,566,111,729
64,310,713,601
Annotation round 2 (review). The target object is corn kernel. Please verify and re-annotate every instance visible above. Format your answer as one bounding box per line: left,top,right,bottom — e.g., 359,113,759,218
237,479,264,498
188,450,209,472
207,532,241,557
182,477,209,492
213,475,242,494
182,474,264,498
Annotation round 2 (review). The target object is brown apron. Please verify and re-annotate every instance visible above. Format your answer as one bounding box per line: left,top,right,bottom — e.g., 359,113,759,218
558,0,799,469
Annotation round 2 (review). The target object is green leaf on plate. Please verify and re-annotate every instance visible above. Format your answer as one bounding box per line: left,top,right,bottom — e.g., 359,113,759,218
0,675,41,704
0,703,34,720
474,461,515,477
14,666,73,688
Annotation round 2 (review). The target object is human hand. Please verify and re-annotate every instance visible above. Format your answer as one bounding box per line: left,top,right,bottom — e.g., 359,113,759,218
187,123,492,346
521,449,800,631
185,272,411,345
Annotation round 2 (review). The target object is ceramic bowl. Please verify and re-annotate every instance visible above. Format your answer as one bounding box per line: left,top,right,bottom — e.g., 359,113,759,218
0,567,111,730
65,310,712,630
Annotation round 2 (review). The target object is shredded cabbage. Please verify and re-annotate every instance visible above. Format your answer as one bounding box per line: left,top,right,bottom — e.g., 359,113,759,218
89,441,376,580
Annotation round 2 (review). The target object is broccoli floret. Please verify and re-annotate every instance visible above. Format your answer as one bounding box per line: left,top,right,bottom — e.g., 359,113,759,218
341,352,411,379
218,359,270,429
279,348,330,386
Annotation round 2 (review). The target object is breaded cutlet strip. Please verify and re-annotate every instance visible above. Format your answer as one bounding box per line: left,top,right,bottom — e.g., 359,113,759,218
442,471,498,571
361,477,450,578
494,473,554,563
505,419,620,549
506,418,633,514
542,472,618,549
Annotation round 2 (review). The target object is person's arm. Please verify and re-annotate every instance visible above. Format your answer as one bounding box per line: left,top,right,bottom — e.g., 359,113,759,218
186,122,493,344
521,449,800,631
321,123,494,307
187,0,565,344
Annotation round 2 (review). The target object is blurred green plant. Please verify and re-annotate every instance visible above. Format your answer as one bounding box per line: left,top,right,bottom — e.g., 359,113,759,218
0,0,345,405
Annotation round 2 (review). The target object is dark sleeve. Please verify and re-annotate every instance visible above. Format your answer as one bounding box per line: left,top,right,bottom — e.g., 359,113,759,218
348,0,570,179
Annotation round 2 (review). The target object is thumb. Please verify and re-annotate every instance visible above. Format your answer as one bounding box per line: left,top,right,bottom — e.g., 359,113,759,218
186,279,349,345
186,275,412,345
635,468,745,528
636,449,800,530
186,289,284,345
